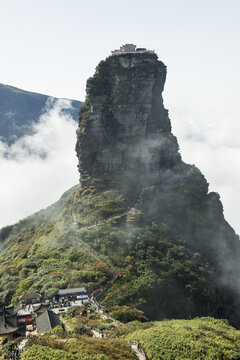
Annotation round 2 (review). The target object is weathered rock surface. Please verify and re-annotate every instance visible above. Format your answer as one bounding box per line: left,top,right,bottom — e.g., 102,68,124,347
1,49,240,327
76,52,182,196
76,51,240,326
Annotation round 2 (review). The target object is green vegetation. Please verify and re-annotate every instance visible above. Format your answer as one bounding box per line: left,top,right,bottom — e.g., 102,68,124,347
0,182,233,323
26,334,135,360
0,164,240,327
21,345,108,360
62,306,116,334
96,222,217,320
72,187,125,225
127,317,240,360
74,323,88,335
109,306,148,323
0,186,124,305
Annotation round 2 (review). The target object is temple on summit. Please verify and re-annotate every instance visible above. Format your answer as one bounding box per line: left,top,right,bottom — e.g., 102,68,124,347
111,43,154,55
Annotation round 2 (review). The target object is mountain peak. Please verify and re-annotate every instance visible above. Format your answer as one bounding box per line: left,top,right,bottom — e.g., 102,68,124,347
76,50,181,196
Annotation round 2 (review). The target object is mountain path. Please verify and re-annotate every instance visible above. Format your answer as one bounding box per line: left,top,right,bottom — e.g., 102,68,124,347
69,196,148,360
131,343,147,360
69,199,122,298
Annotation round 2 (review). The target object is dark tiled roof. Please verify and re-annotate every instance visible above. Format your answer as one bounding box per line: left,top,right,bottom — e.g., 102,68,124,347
0,306,16,317
36,310,61,333
19,293,42,301
58,287,86,295
0,306,24,335
0,316,17,335
33,303,49,313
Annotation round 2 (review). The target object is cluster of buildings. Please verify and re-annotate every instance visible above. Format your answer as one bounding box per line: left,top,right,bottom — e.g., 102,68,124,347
111,44,155,55
0,287,88,339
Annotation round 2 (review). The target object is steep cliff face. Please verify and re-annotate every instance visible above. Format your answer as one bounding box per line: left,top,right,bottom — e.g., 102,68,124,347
1,49,240,327
76,50,240,325
76,52,181,196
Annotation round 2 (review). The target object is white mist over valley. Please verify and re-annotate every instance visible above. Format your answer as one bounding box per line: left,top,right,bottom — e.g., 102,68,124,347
0,97,240,236
0,99,78,228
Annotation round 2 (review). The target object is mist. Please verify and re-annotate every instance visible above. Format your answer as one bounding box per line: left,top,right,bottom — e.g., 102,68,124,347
170,103,240,235
0,98,79,228
1,95,240,237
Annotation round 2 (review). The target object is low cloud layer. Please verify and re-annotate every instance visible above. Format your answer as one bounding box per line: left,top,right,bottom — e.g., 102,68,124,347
1,98,239,236
171,103,240,234
0,98,79,228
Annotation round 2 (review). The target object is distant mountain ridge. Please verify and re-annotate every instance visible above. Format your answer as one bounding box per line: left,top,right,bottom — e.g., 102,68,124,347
0,83,82,143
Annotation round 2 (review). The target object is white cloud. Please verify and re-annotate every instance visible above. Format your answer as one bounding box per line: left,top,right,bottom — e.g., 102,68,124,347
0,98,79,228
1,96,239,238
170,103,240,235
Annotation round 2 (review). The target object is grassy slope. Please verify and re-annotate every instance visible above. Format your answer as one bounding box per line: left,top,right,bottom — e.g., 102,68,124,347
127,317,240,360
9,316,240,360
0,183,220,319
0,185,116,305
2,185,240,358
21,344,108,360
22,337,135,360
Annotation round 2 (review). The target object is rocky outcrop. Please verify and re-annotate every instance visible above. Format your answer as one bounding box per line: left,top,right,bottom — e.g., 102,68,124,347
76,52,181,196
76,50,240,326
1,48,240,326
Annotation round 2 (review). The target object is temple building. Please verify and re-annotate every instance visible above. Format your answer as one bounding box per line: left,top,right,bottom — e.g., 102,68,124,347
111,44,154,55
57,287,87,300
35,310,61,333
0,305,25,337
19,293,43,306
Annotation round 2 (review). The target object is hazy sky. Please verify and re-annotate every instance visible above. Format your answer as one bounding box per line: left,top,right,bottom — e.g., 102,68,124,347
0,0,240,233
